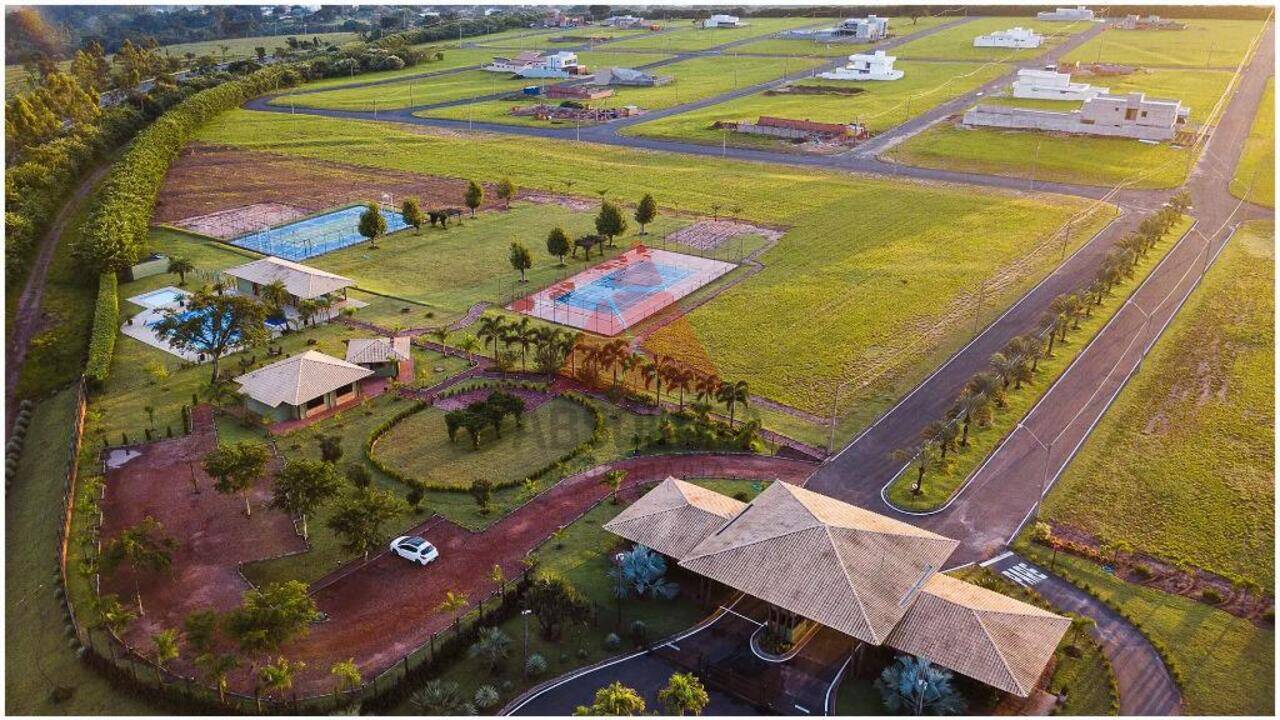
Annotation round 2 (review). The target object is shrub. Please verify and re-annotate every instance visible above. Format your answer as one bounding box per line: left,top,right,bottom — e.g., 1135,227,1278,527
629,620,648,647
524,652,547,678
732,491,749,502
604,632,621,650
1131,563,1153,579
84,272,119,387
474,685,500,710
1201,588,1224,604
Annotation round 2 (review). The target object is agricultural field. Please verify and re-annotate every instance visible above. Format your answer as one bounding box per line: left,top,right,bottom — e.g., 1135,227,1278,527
420,54,827,125
193,110,1109,439
276,51,672,111
1231,78,1274,207
623,60,1009,147
1042,221,1275,588
1020,547,1274,716
602,16,831,52
1063,19,1267,69
736,15,959,56
892,17,1088,62
886,123,1192,189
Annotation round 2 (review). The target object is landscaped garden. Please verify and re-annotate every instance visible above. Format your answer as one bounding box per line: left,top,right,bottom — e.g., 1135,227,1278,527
1042,220,1275,588
1062,19,1267,69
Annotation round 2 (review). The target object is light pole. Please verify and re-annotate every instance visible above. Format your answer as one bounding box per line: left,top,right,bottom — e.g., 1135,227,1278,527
1017,421,1053,520
521,608,532,670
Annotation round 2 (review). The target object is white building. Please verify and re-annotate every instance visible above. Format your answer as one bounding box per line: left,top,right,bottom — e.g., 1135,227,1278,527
974,27,1044,48
818,50,904,81
703,14,741,28
483,51,544,73
514,51,582,78
964,92,1190,141
1012,68,1108,100
1037,5,1095,21
838,15,889,41
603,15,646,28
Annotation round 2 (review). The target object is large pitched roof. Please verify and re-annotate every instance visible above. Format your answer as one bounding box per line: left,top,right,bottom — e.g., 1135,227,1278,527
679,482,959,644
603,478,745,560
224,257,353,300
235,350,372,407
346,337,412,365
885,573,1072,696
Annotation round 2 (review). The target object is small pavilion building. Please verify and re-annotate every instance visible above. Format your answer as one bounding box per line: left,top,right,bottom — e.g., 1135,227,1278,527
224,256,354,311
235,350,372,422
345,336,413,378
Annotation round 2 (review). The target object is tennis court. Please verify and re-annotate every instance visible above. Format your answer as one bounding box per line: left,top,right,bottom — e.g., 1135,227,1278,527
231,204,408,261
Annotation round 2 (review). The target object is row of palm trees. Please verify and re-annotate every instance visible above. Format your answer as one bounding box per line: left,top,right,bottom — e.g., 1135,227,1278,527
896,198,1188,497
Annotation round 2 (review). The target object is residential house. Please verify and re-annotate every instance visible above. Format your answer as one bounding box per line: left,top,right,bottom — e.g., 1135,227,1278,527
223,256,353,312
818,50,904,81
515,51,583,78
1037,5,1096,21
484,51,545,73
603,15,646,28
703,14,741,28
1115,14,1186,30
974,27,1044,48
590,66,673,87
235,350,372,422
546,83,615,100
964,91,1191,141
1012,68,1108,101
837,15,889,41
345,337,412,378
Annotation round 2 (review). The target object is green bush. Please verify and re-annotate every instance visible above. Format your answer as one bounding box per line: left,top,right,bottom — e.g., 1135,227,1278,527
84,272,118,387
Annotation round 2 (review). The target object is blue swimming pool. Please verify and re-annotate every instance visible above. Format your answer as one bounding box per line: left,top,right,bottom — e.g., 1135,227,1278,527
130,286,190,310
554,260,693,314
231,205,409,261
149,307,241,349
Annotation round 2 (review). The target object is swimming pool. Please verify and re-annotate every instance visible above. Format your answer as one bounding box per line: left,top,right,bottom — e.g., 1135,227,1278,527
129,286,191,310
231,205,409,261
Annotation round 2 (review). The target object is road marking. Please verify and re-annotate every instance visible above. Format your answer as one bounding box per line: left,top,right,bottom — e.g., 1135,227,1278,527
793,704,811,714
980,551,1014,567
1001,569,1028,587
1003,562,1046,586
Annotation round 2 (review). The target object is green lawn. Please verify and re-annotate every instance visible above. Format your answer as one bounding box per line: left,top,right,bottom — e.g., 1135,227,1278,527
287,48,499,93
893,17,1089,61
5,388,161,715
1020,546,1274,716
976,67,1233,125
885,215,1193,511
736,15,958,56
1063,19,1267,69
420,54,827,126
1042,221,1275,588
887,123,1192,189
371,398,595,489
193,109,1107,441
623,60,1009,147
1231,78,1274,208
277,51,672,111
603,17,830,52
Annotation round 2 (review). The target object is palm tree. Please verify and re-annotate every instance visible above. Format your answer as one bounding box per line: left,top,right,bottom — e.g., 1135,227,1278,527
563,331,583,375
168,257,195,286
920,420,959,461
669,366,693,410
988,352,1020,390
101,516,173,616
260,279,291,320
620,350,644,389
505,317,536,370
967,372,1005,409
196,652,238,705
950,390,990,447
476,316,507,358
695,373,720,404
1048,294,1075,343
1008,334,1044,372
436,590,470,627
457,334,480,362
716,379,749,427
151,628,180,683
602,339,629,386
257,656,305,711
297,299,319,328
429,326,450,353
893,443,940,496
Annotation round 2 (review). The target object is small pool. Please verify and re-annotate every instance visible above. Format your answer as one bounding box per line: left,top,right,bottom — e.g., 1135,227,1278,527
231,205,409,261
129,286,191,310
149,307,241,350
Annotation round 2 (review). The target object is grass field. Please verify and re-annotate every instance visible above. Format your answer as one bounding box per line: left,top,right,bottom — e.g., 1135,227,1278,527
1042,221,1275,588
370,398,595,489
420,54,827,125
6,388,160,715
1020,546,1274,716
887,123,1192,189
893,17,1088,61
623,60,1008,147
1231,78,1274,208
194,109,1106,438
975,67,1233,125
603,17,830,52
1063,19,1267,69
885,215,1192,511
282,48,498,93
736,15,958,56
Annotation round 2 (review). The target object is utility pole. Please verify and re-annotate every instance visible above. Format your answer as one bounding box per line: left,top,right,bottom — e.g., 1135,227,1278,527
1061,217,1072,260
973,278,986,334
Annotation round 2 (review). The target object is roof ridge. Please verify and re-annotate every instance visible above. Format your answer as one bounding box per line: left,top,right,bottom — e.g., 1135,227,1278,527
824,524,880,643
971,607,1024,695
680,522,817,565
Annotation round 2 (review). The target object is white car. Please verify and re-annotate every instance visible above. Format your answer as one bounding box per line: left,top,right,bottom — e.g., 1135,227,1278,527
390,535,439,566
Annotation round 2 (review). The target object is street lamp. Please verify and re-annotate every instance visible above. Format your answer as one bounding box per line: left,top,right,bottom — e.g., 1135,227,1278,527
1017,421,1053,520
521,608,533,670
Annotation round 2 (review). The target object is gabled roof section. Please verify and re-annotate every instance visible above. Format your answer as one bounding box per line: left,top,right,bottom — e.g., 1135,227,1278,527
603,478,744,561
886,573,1072,696
235,350,372,408
346,337,412,365
679,482,959,644
224,256,353,300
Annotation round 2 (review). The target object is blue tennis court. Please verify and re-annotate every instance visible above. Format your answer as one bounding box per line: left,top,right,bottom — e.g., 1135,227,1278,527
231,205,408,261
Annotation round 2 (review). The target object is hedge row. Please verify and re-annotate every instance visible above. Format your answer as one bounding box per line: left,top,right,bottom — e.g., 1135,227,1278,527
84,272,118,387
365,387,606,493
73,64,303,274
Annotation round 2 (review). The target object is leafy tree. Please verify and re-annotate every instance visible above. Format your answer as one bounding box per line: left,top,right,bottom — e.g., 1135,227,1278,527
411,679,474,715
509,241,533,282
93,593,137,634
202,442,271,516
326,486,406,561
319,435,344,463
153,290,268,383
659,672,710,716
330,658,362,695
183,609,220,655
525,576,589,640
168,256,195,285
600,469,626,504
595,201,628,247
150,628,180,682
471,477,493,510
224,580,318,662
101,515,174,615
496,176,516,208
574,681,646,716
468,626,513,674
358,201,387,245
547,226,571,265
271,458,343,540
401,197,425,234
875,655,966,715
465,180,484,217
634,193,657,235
344,462,371,488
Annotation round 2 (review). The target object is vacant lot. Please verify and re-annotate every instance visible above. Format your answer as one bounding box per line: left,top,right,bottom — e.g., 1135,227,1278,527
604,16,829,52
736,15,958,56
286,47,498,93
893,17,1088,61
625,60,1008,147
371,397,595,488
1043,221,1274,588
1101,67,1233,123
1063,19,1266,69
1231,78,1274,208
887,123,1191,189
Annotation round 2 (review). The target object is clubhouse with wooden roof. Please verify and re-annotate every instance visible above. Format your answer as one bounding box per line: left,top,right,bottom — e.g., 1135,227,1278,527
605,479,1071,697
